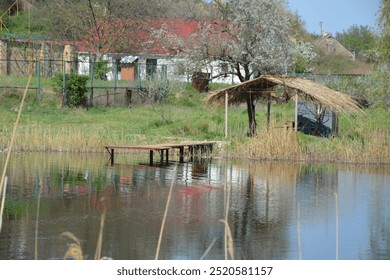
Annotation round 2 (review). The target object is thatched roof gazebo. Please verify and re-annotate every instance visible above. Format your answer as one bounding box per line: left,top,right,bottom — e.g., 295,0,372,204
207,75,363,136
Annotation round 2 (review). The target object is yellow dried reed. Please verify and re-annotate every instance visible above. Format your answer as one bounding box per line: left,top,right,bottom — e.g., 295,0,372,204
61,232,83,260
155,164,177,260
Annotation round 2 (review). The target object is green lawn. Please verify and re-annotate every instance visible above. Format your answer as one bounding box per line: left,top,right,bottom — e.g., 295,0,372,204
0,85,388,164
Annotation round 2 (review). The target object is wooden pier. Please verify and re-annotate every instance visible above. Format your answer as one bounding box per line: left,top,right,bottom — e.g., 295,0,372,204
104,141,217,166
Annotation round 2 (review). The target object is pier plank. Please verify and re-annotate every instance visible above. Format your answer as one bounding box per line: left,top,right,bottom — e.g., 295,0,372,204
104,141,217,166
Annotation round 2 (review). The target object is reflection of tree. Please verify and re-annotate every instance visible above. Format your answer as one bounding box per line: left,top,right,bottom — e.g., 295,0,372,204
364,177,390,260
229,163,297,259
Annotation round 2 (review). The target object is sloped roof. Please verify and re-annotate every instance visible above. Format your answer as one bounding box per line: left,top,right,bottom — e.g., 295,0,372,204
314,34,354,59
76,18,210,55
207,75,363,115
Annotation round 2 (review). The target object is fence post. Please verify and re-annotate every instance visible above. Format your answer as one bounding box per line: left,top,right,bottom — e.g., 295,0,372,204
36,60,41,99
137,62,141,95
62,62,67,107
114,59,118,90
89,61,94,107
114,59,118,105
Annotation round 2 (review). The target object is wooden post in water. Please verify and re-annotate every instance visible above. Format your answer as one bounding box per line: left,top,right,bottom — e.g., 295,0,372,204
110,149,114,165
149,150,154,166
160,150,164,165
179,147,184,163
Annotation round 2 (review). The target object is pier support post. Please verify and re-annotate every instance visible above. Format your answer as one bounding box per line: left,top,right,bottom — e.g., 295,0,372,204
110,149,115,165
179,147,184,163
149,150,154,166
160,150,164,165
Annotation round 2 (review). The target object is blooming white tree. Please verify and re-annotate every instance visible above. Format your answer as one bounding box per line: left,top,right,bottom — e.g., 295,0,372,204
187,0,292,136
290,42,317,73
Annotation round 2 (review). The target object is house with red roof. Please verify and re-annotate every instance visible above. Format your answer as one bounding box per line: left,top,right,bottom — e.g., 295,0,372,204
76,18,239,87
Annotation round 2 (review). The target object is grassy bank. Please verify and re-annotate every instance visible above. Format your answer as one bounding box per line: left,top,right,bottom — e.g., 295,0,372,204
0,87,388,165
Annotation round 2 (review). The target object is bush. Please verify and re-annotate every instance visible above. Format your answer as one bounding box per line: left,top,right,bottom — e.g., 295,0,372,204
326,70,390,109
53,73,89,107
93,61,111,80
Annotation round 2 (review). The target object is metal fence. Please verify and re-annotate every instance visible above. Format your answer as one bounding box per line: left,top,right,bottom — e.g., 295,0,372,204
0,57,368,107
0,58,184,106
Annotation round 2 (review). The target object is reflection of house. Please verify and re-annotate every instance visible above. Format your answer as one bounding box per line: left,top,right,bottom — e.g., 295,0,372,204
314,33,355,60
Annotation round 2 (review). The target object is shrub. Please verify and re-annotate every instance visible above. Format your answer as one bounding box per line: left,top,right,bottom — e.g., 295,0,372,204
93,61,111,80
53,73,89,107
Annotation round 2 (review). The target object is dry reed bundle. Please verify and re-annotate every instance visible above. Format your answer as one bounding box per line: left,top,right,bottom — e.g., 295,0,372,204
208,75,363,116
237,128,304,161
61,232,83,260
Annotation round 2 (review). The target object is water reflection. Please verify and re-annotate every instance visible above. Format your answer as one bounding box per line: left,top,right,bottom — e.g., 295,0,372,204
0,152,389,260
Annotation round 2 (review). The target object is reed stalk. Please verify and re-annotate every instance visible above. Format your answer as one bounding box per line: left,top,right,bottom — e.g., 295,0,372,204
94,210,106,260
220,219,234,260
200,237,217,260
297,202,302,260
34,176,42,260
222,165,234,260
155,164,177,260
0,176,7,233
0,76,32,212
335,193,339,260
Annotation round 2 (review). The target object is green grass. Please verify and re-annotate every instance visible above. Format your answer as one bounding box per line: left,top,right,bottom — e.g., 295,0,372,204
0,86,388,164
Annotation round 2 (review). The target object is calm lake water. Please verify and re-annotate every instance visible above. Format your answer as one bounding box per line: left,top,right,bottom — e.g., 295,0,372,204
0,152,389,260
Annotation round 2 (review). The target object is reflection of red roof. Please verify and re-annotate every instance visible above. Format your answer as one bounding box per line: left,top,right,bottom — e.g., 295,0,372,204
76,18,224,55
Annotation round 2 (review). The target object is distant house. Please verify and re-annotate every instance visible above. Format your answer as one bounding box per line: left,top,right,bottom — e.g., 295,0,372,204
75,18,240,88
313,33,355,60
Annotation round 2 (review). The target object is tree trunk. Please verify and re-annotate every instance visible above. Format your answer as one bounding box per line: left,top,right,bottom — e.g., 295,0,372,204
246,93,257,137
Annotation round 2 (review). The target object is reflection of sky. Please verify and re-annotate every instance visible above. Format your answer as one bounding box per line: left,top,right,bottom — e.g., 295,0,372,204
293,171,390,260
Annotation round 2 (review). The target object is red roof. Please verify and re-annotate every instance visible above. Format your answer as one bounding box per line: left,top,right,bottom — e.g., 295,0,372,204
76,18,226,56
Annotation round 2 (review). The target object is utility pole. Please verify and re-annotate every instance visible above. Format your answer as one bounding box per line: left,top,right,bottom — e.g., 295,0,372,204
320,21,323,35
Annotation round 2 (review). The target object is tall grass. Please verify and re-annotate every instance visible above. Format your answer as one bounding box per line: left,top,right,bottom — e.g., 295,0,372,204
236,127,304,161
0,87,388,164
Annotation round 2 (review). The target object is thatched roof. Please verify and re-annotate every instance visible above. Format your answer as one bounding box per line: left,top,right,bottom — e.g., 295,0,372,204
207,75,363,114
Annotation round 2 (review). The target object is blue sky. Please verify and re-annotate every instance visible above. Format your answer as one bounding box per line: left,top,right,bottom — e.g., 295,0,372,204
287,0,381,35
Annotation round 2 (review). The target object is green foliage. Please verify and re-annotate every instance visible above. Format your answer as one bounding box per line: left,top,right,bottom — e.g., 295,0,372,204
0,11,50,36
92,61,111,80
52,73,89,107
335,25,377,59
377,0,390,63
366,69,390,108
326,70,390,108
290,43,318,73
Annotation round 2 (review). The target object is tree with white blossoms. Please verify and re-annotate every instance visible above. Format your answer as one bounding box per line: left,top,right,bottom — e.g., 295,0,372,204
187,0,292,136
290,42,317,74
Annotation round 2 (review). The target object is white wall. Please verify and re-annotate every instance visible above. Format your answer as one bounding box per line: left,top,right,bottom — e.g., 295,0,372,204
78,53,241,85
